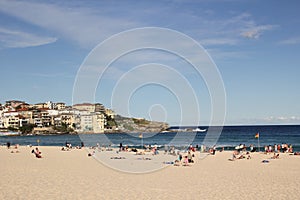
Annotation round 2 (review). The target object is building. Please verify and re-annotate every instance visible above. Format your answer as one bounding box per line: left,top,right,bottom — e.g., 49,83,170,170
76,112,105,133
5,100,25,109
34,103,48,109
105,108,115,119
3,111,20,129
0,100,108,133
95,103,105,113
56,102,66,110
73,103,95,112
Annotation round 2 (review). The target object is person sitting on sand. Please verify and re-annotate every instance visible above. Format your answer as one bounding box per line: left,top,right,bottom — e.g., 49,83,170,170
232,151,238,160
246,152,251,159
174,159,181,166
271,153,280,159
187,151,194,163
32,147,42,158
152,146,159,155
235,150,244,159
182,156,189,166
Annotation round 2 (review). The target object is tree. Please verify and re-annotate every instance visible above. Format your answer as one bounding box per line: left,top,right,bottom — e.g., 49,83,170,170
19,124,35,134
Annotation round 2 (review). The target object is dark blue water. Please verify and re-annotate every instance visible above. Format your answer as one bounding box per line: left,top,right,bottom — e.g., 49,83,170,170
1,125,300,151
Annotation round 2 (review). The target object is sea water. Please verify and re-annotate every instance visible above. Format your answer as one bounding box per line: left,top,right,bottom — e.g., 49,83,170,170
1,125,300,152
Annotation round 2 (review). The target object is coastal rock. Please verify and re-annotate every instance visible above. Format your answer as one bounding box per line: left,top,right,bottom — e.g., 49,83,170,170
113,115,168,133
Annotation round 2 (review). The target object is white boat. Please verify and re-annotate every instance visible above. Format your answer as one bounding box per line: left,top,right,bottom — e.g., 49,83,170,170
192,128,207,132
0,131,20,136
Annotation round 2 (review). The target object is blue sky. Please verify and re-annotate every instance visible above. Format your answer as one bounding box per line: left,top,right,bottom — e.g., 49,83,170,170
0,0,300,125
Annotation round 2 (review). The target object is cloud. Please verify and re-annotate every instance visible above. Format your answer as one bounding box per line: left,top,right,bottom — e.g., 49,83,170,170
279,37,300,45
241,25,277,39
0,27,57,48
0,1,278,49
0,0,139,48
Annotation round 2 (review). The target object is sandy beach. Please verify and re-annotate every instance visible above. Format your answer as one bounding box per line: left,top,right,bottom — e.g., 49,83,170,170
1,145,299,199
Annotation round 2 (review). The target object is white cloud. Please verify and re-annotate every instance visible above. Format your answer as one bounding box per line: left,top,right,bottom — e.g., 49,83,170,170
0,0,139,48
241,25,277,39
0,1,278,49
0,27,57,48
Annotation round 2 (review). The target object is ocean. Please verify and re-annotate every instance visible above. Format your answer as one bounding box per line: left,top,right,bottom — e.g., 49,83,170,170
1,125,300,152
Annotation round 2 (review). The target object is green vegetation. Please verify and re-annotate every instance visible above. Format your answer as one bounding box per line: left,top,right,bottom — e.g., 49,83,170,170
53,123,74,133
104,115,117,128
7,126,18,131
132,118,150,125
19,124,35,134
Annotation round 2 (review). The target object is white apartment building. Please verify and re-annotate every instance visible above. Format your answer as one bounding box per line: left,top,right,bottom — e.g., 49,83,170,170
76,112,105,133
3,111,19,129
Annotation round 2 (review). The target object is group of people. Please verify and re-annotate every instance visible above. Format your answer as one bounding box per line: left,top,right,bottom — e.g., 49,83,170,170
61,141,85,151
264,143,293,153
174,151,195,166
6,142,20,153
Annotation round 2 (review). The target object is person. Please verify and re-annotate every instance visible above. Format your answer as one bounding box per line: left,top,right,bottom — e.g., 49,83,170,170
244,151,251,159
164,144,168,154
152,146,158,155
119,143,123,151
81,142,84,148
219,147,224,152
231,151,237,160
282,143,287,153
213,145,216,155
271,153,279,159
288,144,293,153
174,159,181,166
264,145,268,153
183,156,189,166
7,142,11,149
187,151,194,163
178,153,182,161
32,147,42,158
209,146,216,155
250,144,255,152
268,145,273,153
277,144,281,153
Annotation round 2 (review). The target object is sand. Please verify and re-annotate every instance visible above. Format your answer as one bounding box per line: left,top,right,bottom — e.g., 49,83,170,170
1,146,300,199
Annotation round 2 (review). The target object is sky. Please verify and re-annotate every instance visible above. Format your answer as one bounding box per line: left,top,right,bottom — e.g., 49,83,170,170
0,0,300,125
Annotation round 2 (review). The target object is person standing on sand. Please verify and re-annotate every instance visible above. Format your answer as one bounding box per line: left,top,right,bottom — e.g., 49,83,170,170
7,142,11,149
277,144,281,153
